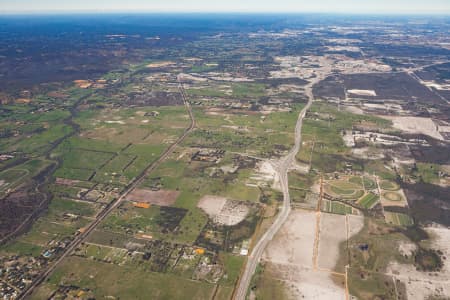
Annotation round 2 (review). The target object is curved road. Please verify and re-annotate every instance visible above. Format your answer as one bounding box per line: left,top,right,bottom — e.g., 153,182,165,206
234,77,321,300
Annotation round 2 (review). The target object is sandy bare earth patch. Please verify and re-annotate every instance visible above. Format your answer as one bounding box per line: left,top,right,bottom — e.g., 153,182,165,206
347,89,377,97
105,120,125,125
383,116,444,141
267,263,346,300
125,188,180,206
178,73,208,82
347,214,364,237
197,195,227,216
386,225,450,299
249,161,280,190
197,195,249,226
318,214,364,272
318,213,347,271
263,210,347,300
264,210,316,267
146,61,176,68
351,147,385,160
343,105,365,115
398,240,417,257
262,211,365,299
427,225,450,276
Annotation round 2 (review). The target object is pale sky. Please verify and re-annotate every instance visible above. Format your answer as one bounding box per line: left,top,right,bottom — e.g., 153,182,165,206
0,0,449,14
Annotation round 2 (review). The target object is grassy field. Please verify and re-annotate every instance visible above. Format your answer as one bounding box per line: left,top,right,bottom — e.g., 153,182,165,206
322,200,353,215
183,105,303,157
250,263,287,300
100,202,187,241
303,103,390,173
365,161,397,181
383,191,403,202
219,252,245,286
186,82,267,99
55,145,166,184
0,169,28,193
295,134,315,163
0,241,43,257
384,212,414,227
0,183,100,256
137,151,262,244
363,176,377,189
348,176,363,187
326,180,364,200
31,256,217,300
0,159,53,196
61,149,115,170
10,124,73,155
232,83,267,99
380,180,400,191
348,268,399,300
54,167,93,181
47,197,97,218
343,218,413,273
358,192,379,209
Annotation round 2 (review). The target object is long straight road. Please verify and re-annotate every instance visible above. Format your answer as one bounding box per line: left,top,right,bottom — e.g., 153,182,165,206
19,78,195,299
234,77,321,300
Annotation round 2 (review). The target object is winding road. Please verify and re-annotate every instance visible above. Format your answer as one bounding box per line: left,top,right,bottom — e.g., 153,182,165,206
234,77,321,300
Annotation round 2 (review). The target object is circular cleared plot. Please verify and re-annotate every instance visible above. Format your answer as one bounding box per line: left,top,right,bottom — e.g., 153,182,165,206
330,185,355,195
383,191,403,202
380,180,399,191
327,183,364,200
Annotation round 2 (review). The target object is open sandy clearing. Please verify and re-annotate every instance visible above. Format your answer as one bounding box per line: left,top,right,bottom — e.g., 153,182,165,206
347,89,377,97
249,161,280,190
146,61,176,68
382,116,444,141
427,225,450,276
318,214,364,272
318,213,347,272
263,209,316,267
262,210,366,299
347,214,364,237
268,263,346,300
125,188,179,206
197,195,249,226
387,261,450,300
386,225,450,299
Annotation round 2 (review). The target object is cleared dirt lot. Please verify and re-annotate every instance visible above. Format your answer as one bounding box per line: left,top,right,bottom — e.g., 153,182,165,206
318,213,347,272
387,225,450,299
267,263,346,300
197,195,249,226
262,210,350,299
383,116,444,141
263,209,316,267
347,214,364,237
125,188,179,206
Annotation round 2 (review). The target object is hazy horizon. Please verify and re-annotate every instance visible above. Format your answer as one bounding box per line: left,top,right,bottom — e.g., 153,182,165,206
1,0,449,15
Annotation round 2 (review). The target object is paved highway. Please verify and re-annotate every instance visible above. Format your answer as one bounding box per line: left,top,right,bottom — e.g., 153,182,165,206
234,77,320,300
